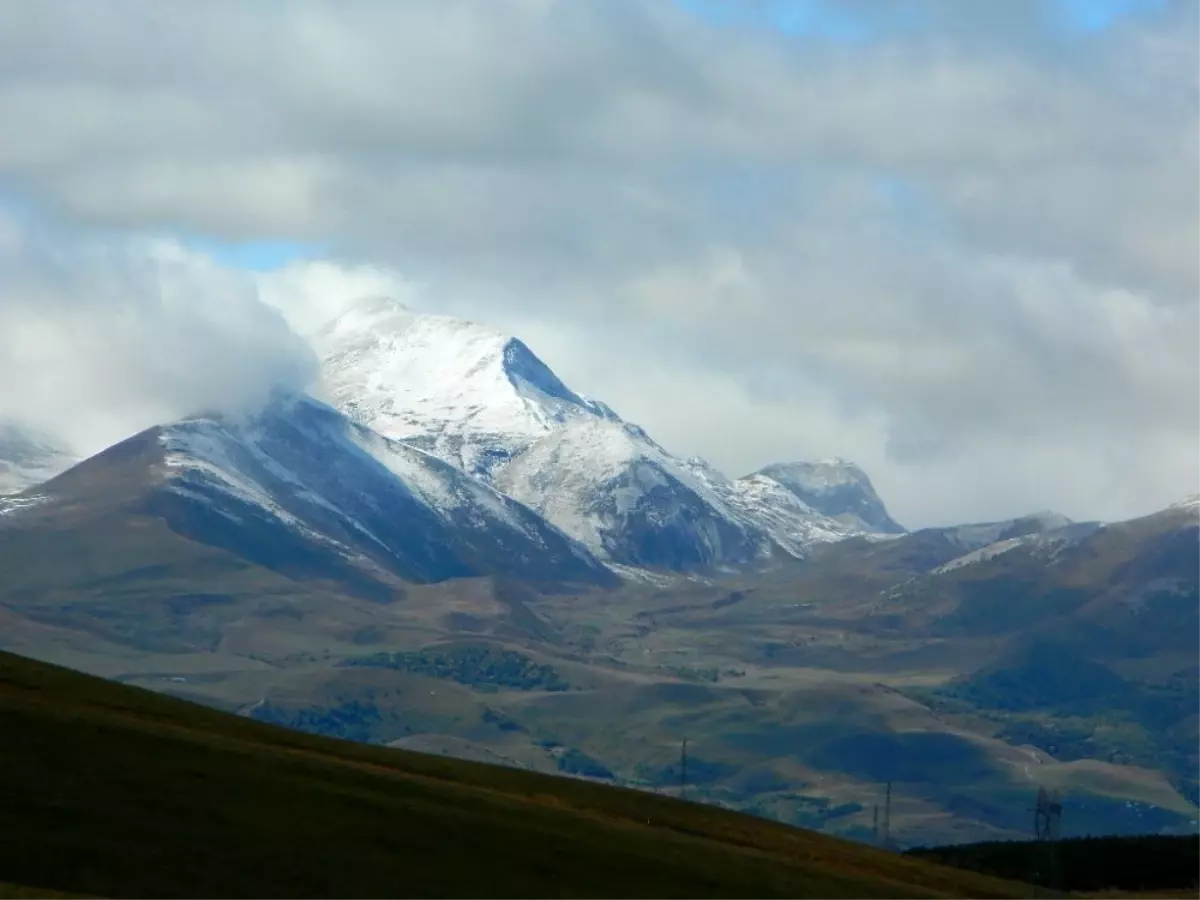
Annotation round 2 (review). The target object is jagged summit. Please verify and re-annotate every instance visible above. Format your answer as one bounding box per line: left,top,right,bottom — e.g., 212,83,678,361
306,297,894,571
747,458,905,534
315,297,619,477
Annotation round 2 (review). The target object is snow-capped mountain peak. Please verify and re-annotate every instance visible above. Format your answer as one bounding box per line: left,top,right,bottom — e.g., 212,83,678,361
4,299,910,578
315,295,419,341
316,296,618,477
308,297,898,572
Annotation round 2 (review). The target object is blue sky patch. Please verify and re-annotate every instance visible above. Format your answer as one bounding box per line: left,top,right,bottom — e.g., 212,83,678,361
183,237,322,272
675,0,887,43
1050,0,1167,33
678,0,1169,43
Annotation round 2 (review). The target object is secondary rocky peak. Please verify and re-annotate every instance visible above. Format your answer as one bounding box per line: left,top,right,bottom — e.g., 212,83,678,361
749,458,904,534
763,458,868,487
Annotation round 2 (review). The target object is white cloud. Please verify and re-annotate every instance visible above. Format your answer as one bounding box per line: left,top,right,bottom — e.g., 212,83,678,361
254,260,421,335
0,223,318,454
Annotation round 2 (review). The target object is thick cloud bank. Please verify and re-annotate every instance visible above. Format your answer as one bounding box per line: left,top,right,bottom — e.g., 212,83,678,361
0,219,317,454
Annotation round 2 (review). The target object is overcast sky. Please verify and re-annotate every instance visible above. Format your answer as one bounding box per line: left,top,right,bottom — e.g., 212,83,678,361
0,0,1196,528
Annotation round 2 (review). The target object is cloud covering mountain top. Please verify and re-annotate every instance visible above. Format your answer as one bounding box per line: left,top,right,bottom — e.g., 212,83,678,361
0,221,318,452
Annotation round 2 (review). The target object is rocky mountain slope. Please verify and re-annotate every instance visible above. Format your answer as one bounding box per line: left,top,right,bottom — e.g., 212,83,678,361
0,391,614,592
495,418,770,570
315,297,886,571
750,459,905,534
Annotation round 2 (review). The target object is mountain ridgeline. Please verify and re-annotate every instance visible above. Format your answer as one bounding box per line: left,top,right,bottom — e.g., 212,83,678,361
2,296,911,579
0,295,1196,851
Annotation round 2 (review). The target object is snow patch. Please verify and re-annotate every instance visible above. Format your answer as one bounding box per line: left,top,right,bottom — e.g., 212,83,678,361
0,493,50,517
934,536,1032,574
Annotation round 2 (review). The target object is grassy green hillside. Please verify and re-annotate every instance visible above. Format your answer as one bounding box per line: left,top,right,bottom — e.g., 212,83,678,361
0,649,1031,899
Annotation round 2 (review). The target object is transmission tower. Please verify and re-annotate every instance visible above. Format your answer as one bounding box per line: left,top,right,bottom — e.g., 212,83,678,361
1032,787,1062,842
1029,787,1064,893
881,781,892,849
679,738,688,801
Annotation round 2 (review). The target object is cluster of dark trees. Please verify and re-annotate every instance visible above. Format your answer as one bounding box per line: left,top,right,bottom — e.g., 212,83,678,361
342,643,571,691
906,834,1199,892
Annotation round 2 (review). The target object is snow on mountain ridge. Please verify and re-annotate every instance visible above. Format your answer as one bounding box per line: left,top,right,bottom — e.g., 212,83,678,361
496,418,768,568
312,296,896,571
724,473,855,556
155,391,614,585
494,418,859,568
940,511,1076,552
316,297,618,478
930,515,1105,576
165,391,548,542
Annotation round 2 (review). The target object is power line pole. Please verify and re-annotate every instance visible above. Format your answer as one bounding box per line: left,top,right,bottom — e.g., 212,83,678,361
872,804,879,847
679,738,688,801
1030,788,1064,894
882,781,892,849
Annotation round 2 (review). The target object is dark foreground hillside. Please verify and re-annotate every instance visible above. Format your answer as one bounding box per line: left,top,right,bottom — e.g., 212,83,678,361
907,834,1200,894
0,650,1028,899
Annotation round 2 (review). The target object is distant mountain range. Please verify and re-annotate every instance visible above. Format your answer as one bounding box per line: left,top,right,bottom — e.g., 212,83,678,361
1,295,1195,848
2,296,1188,585
1,296,923,579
